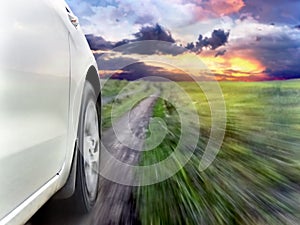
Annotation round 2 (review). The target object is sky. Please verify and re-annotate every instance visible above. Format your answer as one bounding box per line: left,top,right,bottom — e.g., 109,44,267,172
66,0,300,81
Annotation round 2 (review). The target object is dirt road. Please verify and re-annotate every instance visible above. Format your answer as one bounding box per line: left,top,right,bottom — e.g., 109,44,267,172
28,95,157,225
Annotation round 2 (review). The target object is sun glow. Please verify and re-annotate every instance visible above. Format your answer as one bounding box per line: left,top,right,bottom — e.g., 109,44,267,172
198,53,265,80
229,57,264,76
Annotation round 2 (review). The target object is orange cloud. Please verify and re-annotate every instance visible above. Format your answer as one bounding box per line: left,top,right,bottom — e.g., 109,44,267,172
192,0,245,21
210,0,245,16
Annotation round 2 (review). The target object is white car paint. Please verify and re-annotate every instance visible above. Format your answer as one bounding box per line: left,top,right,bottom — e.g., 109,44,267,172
0,0,100,224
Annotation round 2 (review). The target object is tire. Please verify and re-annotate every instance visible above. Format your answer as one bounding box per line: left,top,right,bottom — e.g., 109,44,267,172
72,81,100,213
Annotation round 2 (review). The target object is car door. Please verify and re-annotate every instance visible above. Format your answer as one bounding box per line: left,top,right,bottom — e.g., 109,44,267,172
0,0,70,219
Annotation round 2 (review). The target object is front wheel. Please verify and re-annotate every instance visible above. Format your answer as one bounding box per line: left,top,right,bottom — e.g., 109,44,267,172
72,81,100,213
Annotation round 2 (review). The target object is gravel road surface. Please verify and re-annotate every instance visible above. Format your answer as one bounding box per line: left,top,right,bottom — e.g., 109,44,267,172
28,95,157,225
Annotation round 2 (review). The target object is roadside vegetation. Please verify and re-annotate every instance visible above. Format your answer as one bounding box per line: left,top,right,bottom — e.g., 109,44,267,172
101,79,129,97
137,81,300,225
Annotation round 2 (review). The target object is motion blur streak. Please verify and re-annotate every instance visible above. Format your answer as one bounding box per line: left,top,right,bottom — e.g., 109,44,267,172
30,80,300,225
137,81,300,225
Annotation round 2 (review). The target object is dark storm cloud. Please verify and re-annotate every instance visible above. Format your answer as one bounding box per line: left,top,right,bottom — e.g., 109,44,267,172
109,62,197,81
110,62,166,80
186,29,230,53
112,40,185,56
215,49,227,57
114,24,180,54
265,69,300,79
86,24,185,56
85,34,114,50
198,29,230,50
114,39,130,48
241,0,300,24
96,56,139,71
86,26,229,57
86,24,183,55
231,29,300,79
133,24,175,43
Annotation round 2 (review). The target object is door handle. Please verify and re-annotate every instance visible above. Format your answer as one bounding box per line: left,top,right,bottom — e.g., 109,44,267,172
68,13,79,28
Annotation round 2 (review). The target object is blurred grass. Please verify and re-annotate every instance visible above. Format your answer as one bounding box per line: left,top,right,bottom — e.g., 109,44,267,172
140,97,181,166
101,79,129,97
137,80,300,225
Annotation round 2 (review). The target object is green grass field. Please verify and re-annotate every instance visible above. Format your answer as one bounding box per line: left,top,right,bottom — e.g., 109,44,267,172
101,79,300,224
138,80,300,225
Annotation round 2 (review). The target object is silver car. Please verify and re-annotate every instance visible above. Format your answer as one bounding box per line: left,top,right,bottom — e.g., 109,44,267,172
0,0,101,224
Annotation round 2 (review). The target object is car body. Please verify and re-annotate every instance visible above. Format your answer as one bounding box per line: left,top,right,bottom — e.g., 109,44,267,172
0,0,101,224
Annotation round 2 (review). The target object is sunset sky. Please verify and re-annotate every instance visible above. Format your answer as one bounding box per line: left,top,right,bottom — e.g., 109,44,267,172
66,0,300,81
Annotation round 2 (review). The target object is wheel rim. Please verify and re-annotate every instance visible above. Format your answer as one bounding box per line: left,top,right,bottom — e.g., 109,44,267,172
83,100,100,199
